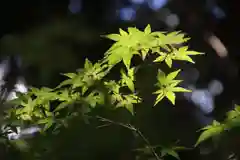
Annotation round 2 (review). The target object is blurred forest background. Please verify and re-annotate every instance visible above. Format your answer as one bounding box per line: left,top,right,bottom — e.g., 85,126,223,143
0,0,240,159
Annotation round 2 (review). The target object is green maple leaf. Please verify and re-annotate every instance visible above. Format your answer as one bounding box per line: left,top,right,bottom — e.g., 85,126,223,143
104,34,121,41
153,70,191,106
154,45,204,67
195,120,224,146
144,24,151,34
172,46,204,63
103,25,155,68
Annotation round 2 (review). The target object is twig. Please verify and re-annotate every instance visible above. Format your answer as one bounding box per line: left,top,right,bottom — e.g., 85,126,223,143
133,125,162,160
95,116,162,160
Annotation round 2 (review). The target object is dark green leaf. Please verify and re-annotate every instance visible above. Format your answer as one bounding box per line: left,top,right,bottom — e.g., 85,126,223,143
195,125,224,146
161,148,180,160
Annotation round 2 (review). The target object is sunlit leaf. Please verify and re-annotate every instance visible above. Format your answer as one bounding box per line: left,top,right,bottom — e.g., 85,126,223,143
104,34,121,41
119,28,128,36
141,48,149,60
144,24,151,34
121,69,135,92
165,56,172,68
127,27,139,35
171,87,191,92
154,90,164,106
184,51,204,55
156,70,166,85
166,91,176,105
122,50,133,69
6,25,207,146
154,54,166,62
171,46,204,64
166,69,181,81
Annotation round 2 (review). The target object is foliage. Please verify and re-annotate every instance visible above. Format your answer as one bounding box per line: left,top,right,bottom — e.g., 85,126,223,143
196,104,240,147
1,25,204,159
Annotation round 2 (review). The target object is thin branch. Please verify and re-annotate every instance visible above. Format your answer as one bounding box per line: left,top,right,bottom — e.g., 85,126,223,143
95,116,162,160
133,125,162,160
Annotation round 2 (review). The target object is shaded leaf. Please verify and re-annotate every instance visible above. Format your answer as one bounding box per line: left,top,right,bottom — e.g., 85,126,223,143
161,148,180,160
11,139,29,151
126,103,134,115
84,58,93,69
54,102,70,112
43,119,54,131
195,124,224,146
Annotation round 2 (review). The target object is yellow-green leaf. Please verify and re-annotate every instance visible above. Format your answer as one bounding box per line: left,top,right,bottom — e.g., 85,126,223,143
144,24,151,34
171,87,191,92
122,51,133,69
121,69,135,92
119,28,128,36
154,54,166,62
104,34,121,41
141,48,149,60
154,90,164,106
165,56,172,68
169,80,183,87
185,51,205,55
166,69,181,81
156,70,166,85
127,27,139,35
176,55,195,63
166,91,176,105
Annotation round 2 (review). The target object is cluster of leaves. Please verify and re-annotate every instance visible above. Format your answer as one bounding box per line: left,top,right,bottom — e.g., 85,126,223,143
196,104,240,146
3,25,204,159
